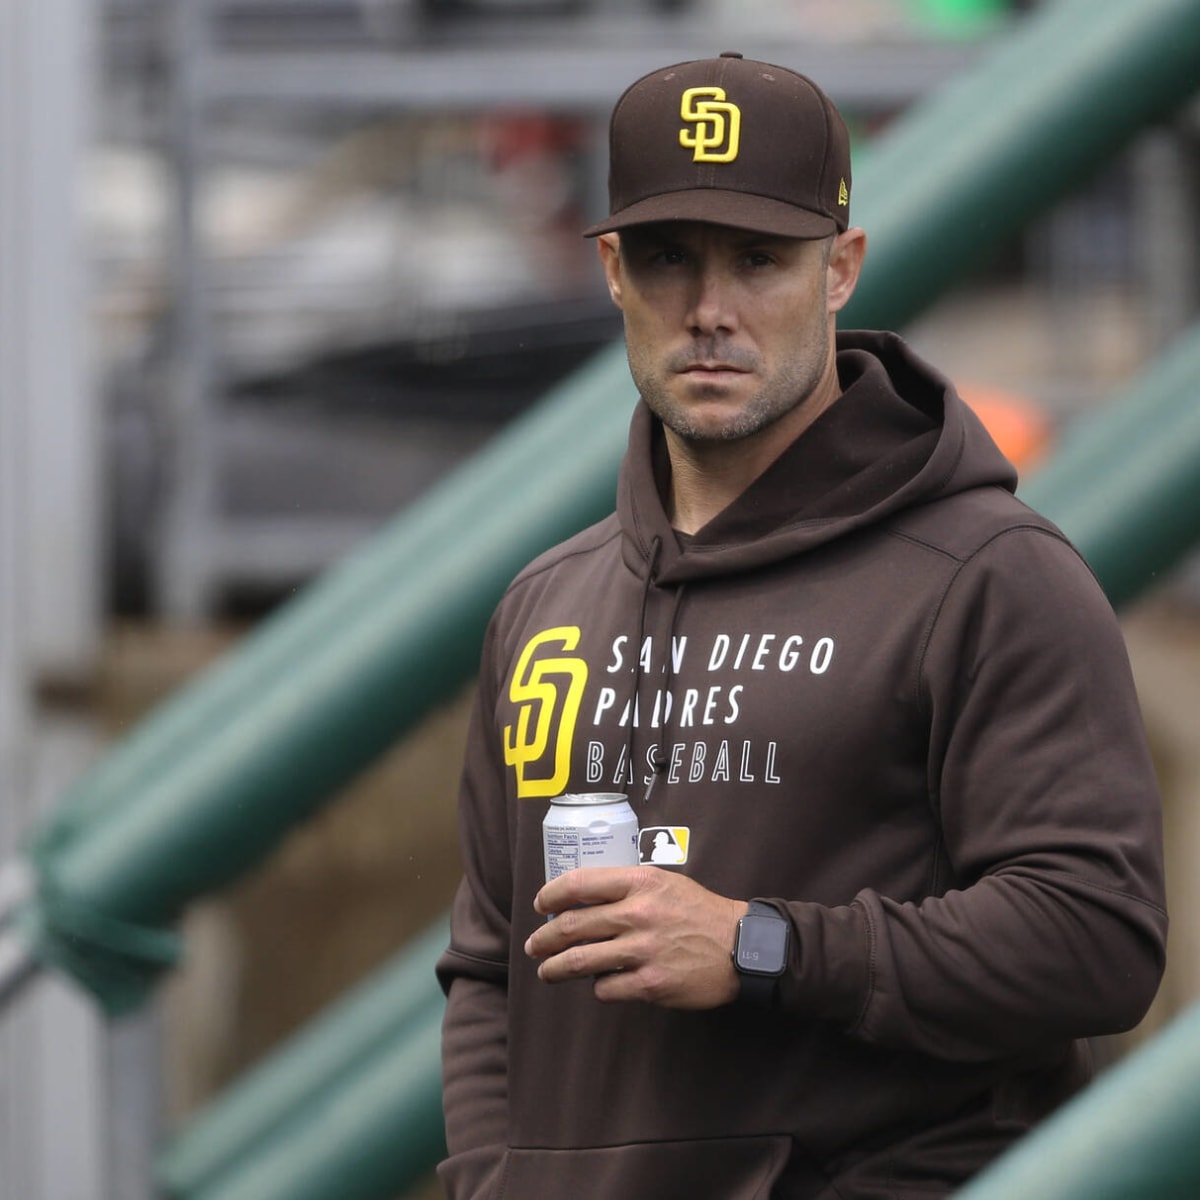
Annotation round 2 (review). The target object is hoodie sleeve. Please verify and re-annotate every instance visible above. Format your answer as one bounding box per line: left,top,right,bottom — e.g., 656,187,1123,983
436,623,514,1196
774,524,1167,1062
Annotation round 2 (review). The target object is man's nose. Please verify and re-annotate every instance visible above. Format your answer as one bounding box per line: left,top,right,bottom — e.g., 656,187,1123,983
686,267,737,336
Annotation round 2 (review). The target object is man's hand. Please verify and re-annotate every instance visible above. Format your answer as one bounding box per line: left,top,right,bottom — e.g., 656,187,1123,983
523,866,749,1009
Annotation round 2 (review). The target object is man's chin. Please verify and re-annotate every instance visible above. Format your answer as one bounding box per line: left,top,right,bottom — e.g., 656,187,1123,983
658,393,755,435
663,414,760,445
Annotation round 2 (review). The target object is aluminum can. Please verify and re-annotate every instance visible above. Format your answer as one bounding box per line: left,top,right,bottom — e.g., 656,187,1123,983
542,793,639,884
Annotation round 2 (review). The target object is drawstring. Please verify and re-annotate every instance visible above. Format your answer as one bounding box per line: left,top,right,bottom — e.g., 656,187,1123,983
642,581,686,805
628,537,660,804
625,535,689,806
643,757,665,804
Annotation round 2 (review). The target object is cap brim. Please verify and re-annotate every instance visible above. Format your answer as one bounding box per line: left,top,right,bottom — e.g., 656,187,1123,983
583,188,839,239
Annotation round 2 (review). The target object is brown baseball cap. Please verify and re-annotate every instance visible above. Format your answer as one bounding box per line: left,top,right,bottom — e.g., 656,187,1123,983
584,51,851,240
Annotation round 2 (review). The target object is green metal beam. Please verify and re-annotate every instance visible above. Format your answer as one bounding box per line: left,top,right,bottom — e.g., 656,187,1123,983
187,1001,446,1200
1018,324,1200,608
842,0,1200,329
18,342,636,1009
23,340,624,855
28,336,631,871
156,916,449,1198
952,1001,1200,1200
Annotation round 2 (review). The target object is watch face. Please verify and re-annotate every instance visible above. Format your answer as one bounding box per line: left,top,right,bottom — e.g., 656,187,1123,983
736,914,789,976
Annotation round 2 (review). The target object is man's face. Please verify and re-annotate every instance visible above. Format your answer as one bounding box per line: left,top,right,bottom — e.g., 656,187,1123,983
597,221,841,446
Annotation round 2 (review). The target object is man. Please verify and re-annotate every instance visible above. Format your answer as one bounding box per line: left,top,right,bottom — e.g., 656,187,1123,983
437,52,1166,1198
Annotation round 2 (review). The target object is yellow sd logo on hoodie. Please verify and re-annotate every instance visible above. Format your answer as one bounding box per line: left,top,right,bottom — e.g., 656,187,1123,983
504,627,589,798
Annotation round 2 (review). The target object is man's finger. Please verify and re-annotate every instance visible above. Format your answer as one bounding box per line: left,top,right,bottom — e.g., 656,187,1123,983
525,904,616,960
536,940,627,984
534,865,646,915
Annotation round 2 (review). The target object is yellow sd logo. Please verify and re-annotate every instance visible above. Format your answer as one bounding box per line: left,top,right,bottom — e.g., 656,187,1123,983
504,627,589,798
679,86,741,163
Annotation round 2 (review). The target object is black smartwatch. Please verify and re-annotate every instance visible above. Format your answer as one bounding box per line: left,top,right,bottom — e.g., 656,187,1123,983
732,900,790,1006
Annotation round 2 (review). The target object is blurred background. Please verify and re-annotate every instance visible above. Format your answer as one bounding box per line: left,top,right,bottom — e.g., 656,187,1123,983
1,0,1198,1197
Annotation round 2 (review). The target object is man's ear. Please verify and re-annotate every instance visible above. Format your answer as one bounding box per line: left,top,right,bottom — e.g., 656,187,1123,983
597,233,623,309
827,227,867,315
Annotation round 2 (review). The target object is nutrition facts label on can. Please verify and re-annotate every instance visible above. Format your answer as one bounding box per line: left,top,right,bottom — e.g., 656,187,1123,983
544,828,582,881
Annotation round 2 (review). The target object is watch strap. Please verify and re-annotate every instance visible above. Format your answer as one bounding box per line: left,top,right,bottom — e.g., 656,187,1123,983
739,967,778,1006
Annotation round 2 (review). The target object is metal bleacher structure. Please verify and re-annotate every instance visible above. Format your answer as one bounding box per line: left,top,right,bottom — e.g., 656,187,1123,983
3,0,1200,1196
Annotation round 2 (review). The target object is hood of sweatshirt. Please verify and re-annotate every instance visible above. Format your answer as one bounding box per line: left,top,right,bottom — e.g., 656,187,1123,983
617,329,1018,585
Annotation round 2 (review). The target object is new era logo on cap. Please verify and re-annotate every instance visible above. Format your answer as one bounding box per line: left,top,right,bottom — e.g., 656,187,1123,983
584,52,851,241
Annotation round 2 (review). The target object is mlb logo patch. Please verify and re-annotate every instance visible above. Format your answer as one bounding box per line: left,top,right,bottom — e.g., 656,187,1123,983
639,826,690,865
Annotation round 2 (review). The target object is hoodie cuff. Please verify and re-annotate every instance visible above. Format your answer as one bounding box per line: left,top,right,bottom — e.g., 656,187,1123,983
772,899,872,1027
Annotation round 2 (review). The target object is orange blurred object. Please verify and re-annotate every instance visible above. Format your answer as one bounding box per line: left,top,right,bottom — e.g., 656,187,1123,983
958,381,1054,472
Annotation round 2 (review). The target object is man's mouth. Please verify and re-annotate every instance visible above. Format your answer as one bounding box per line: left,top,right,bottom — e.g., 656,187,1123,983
679,362,747,375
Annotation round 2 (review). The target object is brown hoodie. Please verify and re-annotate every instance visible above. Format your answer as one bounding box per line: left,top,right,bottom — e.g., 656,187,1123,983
437,331,1166,1199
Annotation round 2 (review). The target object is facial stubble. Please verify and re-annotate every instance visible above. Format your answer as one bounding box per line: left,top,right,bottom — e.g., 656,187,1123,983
624,275,832,446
